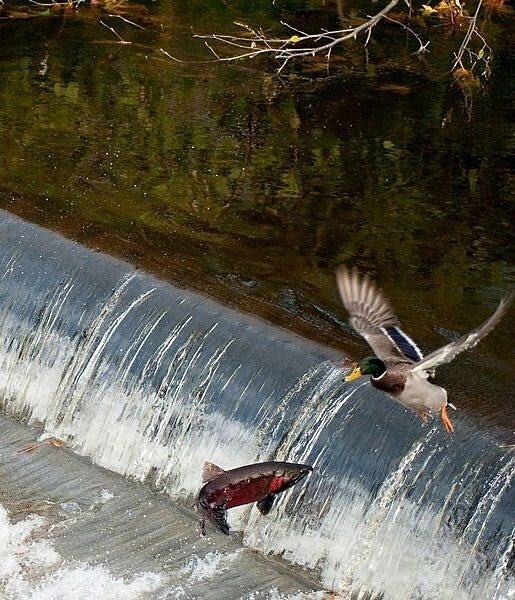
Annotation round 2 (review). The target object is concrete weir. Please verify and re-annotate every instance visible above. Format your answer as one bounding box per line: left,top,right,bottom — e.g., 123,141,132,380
0,210,513,599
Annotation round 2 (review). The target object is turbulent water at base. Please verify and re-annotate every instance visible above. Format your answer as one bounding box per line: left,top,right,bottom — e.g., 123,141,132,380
0,503,165,600
0,211,513,599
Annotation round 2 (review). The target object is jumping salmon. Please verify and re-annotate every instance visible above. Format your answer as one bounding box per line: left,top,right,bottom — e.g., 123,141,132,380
197,460,313,535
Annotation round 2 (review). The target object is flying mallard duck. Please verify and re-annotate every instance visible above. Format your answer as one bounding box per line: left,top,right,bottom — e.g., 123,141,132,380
336,266,513,433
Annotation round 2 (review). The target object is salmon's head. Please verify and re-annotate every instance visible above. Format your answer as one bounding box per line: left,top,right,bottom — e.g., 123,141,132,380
269,463,313,493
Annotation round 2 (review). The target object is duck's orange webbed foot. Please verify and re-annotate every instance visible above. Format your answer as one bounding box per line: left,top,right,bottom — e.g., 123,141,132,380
440,405,455,434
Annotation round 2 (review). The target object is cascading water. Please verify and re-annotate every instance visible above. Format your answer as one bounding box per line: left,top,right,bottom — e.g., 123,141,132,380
0,210,512,599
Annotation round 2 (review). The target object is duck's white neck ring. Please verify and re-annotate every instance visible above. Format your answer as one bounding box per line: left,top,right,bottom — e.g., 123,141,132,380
371,370,387,381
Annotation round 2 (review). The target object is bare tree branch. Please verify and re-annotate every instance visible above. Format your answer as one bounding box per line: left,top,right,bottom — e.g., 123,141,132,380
190,0,404,70
28,0,85,6
157,0,494,94
452,0,492,77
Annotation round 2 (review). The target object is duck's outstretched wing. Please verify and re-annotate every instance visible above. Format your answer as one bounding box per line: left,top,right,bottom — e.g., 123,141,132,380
336,265,423,364
412,292,513,375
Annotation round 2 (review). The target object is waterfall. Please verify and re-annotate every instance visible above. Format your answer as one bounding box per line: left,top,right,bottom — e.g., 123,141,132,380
0,211,512,599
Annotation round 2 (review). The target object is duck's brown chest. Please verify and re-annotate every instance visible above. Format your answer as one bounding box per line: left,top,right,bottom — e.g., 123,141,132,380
370,371,406,396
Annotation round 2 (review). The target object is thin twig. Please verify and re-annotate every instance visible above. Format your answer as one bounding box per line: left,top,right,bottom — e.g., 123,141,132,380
279,20,310,37
383,14,430,54
107,14,145,30
100,19,131,45
204,41,221,60
160,48,186,63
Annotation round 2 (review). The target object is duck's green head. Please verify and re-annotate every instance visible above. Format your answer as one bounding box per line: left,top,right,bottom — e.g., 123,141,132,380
345,357,386,381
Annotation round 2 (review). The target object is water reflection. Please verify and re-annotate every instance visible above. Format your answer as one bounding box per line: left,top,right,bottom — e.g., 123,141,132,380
0,2,513,422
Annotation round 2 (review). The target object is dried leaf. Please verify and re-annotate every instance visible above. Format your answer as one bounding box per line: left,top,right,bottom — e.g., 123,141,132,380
48,438,64,448
421,4,437,15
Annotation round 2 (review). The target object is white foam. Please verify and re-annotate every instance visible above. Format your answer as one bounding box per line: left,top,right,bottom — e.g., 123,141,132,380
30,568,164,600
100,489,114,503
0,504,165,600
181,550,242,583
181,551,224,582
245,590,327,600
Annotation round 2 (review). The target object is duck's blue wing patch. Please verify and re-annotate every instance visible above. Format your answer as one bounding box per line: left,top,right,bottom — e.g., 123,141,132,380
382,326,423,362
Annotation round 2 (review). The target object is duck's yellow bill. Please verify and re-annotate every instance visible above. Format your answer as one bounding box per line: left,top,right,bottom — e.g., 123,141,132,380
345,366,363,382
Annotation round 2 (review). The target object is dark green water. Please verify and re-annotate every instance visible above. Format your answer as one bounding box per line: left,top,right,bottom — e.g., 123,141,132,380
0,1,513,426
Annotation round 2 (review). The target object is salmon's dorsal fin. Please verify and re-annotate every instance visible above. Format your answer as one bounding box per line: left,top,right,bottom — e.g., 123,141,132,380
202,461,225,483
